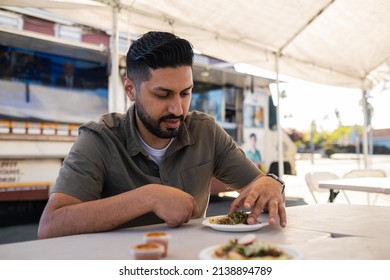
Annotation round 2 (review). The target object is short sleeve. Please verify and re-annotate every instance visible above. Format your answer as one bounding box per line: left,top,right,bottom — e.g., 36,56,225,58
213,124,260,190
53,128,110,201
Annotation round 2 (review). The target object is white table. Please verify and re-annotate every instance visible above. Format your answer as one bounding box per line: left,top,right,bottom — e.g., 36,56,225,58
319,177,390,193
0,204,389,260
319,177,390,204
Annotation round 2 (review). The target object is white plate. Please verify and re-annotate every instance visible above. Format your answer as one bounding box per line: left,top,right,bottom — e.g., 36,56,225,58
198,244,303,260
202,215,269,232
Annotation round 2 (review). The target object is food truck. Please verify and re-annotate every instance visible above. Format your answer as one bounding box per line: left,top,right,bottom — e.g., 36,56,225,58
0,9,296,201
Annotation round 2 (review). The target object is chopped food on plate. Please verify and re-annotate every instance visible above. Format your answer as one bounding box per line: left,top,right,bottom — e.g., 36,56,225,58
208,210,251,225
214,234,289,260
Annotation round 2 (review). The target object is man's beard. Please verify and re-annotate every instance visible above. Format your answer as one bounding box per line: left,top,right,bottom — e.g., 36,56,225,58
135,102,184,139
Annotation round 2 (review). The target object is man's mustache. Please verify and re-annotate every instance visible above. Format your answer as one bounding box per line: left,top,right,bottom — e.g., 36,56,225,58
160,114,184,122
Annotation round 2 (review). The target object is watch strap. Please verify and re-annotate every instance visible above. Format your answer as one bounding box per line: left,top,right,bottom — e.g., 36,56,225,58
266,173,285,194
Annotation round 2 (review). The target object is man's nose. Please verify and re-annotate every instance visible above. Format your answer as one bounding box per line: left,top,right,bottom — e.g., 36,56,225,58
168,95,184,116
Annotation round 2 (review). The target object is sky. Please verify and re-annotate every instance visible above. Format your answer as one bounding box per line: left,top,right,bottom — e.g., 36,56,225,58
276,81,363,132
275,81,390,132
370,88,390,129
235,63,389,132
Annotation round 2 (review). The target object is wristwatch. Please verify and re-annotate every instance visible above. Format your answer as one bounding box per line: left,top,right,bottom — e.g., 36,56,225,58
266,173,285,194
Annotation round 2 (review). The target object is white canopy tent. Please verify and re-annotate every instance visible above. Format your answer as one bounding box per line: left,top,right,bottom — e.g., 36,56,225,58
2,0,390,172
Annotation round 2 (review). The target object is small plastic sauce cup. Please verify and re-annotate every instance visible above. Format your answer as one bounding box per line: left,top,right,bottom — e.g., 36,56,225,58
143,232,171,257
130,243,164,260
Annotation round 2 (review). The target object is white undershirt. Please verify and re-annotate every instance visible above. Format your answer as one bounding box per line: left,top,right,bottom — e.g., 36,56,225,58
136,130,174,166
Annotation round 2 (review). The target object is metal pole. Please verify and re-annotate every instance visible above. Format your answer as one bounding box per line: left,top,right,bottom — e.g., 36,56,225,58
275,55,284,177
361,89,369,168
310,120,315,164
110,4,119,113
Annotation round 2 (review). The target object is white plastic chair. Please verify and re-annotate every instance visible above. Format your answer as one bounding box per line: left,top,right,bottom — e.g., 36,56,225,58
305,172,350,204
343,169,386,178
343,169,387,204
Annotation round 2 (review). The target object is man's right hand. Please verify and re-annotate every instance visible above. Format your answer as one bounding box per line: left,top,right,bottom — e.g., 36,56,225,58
145,184,199,227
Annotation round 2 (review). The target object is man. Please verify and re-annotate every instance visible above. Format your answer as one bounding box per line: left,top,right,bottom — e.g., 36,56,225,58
38,31,286,239
56,62,83,89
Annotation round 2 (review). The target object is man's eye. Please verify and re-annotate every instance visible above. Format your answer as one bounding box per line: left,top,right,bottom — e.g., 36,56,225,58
156,93,169,98
181,92,191,97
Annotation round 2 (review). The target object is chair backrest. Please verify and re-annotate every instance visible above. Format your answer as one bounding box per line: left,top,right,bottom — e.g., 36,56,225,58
343,169,386,178
305,172,340,192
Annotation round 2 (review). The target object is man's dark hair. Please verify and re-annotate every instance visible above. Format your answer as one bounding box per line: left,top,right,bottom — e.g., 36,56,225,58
126,31,194,91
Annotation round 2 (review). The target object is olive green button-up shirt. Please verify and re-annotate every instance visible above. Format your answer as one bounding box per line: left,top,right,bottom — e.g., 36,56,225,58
54,105,260,227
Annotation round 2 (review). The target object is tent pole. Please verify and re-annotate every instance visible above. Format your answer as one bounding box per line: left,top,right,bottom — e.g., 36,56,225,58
112,4,119,112
108,4,117,112
109,1,124,113
275,54,284,177
361,89,369,168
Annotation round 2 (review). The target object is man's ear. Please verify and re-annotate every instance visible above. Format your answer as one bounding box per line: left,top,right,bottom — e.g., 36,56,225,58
124,77,136,101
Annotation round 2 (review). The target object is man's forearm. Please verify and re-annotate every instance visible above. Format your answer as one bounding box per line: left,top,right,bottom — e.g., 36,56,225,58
37,187,153,239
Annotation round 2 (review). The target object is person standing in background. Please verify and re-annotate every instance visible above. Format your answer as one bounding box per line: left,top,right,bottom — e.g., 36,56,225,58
56,62,82,89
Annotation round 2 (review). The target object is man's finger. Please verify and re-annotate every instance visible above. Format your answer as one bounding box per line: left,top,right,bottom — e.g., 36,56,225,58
266,199,279,225
247,204,263,225
241,190,262,210
278,203,287,227
228,197,242,214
